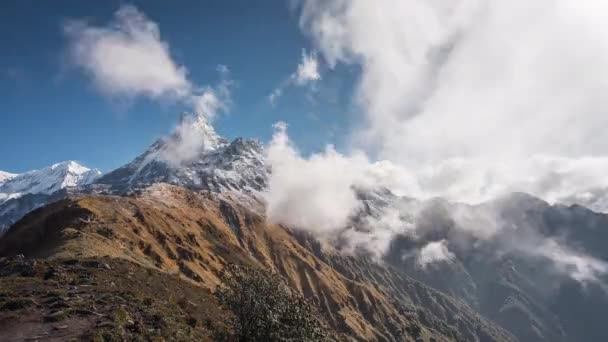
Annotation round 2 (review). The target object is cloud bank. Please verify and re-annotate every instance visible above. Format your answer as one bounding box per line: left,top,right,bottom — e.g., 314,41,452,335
264,0,608,280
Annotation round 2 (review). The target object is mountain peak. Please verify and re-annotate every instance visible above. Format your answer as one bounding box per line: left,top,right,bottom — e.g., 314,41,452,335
172,112,226,153
95,135,266,195
50,160,98,175
0,171,17,184
0,161,101,202
94,112,267,194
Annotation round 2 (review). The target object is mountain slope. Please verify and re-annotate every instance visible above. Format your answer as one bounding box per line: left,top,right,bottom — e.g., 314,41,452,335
0,184,513,342
370,193,608,342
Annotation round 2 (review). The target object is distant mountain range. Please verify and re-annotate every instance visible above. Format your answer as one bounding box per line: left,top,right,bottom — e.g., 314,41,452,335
0,161,101,233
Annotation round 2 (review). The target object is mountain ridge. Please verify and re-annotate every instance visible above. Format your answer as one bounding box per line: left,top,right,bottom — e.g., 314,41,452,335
0,184,515,341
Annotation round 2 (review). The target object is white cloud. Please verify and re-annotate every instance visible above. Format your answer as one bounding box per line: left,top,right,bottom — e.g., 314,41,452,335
263,0,608,280
264,123,422,259
65,4,231,120
417,240,455,267
65,4,191,100
65,4,232,165
264,122,367,235
293,49,321,85
296,0,608,202
268,88,283,106
523,239,608,283
268,49,321,105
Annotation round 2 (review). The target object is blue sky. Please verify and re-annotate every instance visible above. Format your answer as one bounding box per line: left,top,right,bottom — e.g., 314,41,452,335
4,0,608,208
0,0,355,173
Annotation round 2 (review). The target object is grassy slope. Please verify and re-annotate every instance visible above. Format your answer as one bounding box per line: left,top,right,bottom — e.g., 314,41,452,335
0,184,514,342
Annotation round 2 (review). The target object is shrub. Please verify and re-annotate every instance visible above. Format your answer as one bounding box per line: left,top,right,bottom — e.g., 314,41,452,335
214,264,335,342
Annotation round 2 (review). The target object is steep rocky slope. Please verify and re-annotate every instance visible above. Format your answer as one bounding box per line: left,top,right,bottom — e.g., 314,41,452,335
0,184,513,342
371,193,608,342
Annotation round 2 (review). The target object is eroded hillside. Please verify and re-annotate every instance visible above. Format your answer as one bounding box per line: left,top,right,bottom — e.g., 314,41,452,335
0,184,513,341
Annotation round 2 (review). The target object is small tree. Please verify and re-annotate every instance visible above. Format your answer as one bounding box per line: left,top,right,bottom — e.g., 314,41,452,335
214,263,336,342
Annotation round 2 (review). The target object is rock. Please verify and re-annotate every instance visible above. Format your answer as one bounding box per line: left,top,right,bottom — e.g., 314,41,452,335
25,333,49,340
73,308,95,316
96,321,114,328
1,298,34,311
44,267,67,280
82,260,101,268
44,310,67,322
48,300,70,310
102,263,112,270
187,316,197,328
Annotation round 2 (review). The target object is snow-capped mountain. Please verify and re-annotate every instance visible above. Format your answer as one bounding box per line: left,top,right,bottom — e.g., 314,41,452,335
0,171,16,184
0,161,100,203
0,161,101,233
95,114,267,195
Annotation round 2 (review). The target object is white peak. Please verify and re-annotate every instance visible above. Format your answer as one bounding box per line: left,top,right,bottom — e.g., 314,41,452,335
176,112,224,152
0,161,101,202
51,160,98,175
138,112,227,170
0,171,17,184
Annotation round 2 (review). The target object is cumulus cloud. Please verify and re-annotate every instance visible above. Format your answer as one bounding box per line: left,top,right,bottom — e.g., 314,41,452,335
64,4,191,100
295,0,608,201
65,5,231,165
265,0,608,280
417,240,455,267
268,49,321,105
65,4,230,119
264,122,366,235
265,123,422,259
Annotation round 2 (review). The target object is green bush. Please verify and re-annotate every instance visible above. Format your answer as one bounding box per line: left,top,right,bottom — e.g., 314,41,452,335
214,264,335,342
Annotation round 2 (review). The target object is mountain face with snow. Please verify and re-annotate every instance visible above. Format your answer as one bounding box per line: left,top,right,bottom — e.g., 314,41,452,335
0,171,16,184
0,161,100,233
94,114,267,196
0,114,267,234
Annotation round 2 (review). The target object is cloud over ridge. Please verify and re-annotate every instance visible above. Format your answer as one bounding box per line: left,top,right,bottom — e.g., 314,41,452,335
264,0,608,278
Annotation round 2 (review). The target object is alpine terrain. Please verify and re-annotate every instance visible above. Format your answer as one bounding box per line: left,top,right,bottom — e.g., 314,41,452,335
1,115,607,341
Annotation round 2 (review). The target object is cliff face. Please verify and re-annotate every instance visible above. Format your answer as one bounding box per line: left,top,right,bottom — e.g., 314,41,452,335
0,184,513,342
